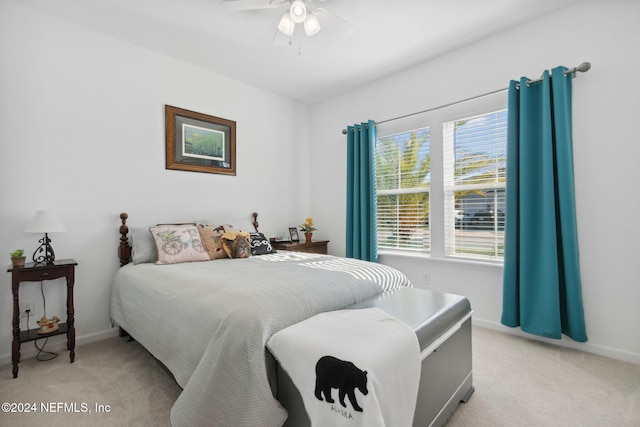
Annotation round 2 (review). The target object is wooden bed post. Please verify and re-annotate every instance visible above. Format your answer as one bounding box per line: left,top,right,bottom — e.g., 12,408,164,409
119,212,132,267
252,212,259,232
116,212,133,341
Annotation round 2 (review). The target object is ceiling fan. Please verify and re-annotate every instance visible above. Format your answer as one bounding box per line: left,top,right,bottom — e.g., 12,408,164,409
222,0,356,42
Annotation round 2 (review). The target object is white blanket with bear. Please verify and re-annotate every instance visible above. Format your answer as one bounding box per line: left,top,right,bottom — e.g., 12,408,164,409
268,308,421,427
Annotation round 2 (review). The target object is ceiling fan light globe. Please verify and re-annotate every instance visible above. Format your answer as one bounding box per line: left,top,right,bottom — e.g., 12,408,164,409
290,0,307,23
278,12,295,36
304,14,321,36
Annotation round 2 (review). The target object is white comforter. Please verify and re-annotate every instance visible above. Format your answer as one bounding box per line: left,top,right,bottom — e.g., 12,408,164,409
110,252,410,427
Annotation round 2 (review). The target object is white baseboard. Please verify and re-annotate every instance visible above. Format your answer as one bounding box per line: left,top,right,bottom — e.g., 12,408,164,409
473,318,640,365
0,328,120,367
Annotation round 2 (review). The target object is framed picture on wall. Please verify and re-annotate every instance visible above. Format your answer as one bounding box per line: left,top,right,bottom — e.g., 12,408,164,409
289,227,300,242
165,105,236,175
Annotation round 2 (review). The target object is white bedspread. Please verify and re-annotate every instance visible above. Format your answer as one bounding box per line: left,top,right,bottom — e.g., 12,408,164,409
109,252,410,427
268,308,421,427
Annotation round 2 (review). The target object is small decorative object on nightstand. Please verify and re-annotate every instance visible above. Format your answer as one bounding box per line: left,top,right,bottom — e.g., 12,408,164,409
7,259,77,378
10,249,25,268
299,217,317,244
37,315,60,334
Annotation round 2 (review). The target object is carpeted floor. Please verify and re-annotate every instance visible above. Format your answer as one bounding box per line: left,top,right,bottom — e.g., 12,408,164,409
1,326,638,426
0,334,180,427
448,327,640,427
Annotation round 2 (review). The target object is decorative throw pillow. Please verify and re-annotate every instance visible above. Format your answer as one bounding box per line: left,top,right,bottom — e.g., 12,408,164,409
149,225,209,265
221,230,252,259
198,224,235,260
131,226,158,264
250,232,277,256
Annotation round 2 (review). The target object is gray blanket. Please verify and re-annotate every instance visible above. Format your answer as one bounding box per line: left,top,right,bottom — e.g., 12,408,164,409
110,252,410,427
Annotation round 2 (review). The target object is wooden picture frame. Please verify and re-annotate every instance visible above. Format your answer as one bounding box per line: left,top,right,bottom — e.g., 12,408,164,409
289,227,300,242
165,105,236,175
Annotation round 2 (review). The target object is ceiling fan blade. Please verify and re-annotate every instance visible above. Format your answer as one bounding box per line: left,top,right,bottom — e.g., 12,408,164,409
314,7,356,40
222,0,287,11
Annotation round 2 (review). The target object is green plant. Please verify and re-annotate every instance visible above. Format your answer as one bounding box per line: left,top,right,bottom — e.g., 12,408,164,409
10,249,24,258
299,217,317,233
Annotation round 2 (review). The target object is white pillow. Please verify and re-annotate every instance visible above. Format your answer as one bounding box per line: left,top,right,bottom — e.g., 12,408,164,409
130,226,157,264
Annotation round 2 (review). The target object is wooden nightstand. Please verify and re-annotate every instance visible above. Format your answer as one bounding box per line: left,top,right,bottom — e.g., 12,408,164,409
271,240,329,255
7,259,77,378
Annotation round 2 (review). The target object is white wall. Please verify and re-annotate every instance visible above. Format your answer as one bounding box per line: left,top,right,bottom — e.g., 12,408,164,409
309,0,640,363
0,1,311,363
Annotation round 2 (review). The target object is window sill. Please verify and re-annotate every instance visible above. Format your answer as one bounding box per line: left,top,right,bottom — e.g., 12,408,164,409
378,249,431,260
379,250,503,270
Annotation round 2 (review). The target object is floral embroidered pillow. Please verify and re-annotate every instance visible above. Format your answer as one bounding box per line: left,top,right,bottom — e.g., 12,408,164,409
149,225,209,265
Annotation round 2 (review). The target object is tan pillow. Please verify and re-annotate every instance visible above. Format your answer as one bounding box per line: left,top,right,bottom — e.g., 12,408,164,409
198,224,235,260
149,225,209,265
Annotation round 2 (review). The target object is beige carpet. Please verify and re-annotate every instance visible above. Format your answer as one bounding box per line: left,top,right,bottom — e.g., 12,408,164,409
448,327,640,427
1,326,638,427
0,335,181,427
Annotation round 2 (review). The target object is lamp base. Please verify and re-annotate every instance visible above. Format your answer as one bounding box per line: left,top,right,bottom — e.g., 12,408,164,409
32,233,56,264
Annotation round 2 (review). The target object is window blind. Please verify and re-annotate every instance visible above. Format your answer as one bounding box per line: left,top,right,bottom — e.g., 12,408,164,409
376,128,431,252
443,110,507,260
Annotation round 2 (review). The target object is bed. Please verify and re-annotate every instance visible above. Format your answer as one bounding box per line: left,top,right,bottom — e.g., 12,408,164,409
110,212,412,427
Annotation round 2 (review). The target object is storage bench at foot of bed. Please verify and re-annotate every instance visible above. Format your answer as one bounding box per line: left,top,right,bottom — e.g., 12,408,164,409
278,287,474,427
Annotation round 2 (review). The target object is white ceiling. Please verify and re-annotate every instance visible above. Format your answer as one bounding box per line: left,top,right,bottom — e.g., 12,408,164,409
16,0,581,104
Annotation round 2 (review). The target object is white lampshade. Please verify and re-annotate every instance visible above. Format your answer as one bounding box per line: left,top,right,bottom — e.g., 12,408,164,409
278,12,295,36
304,13,321,36
290,0,307,24
25,210,67,233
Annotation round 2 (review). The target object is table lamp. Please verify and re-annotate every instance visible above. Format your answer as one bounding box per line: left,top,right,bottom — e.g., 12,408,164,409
24,210,66,264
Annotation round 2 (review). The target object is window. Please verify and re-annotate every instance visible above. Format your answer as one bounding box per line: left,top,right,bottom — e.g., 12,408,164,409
443,111,507,260
375,128,430,252
375,91,507,262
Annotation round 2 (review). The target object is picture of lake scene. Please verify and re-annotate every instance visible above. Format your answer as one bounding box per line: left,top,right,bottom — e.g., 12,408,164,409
182,123,224,161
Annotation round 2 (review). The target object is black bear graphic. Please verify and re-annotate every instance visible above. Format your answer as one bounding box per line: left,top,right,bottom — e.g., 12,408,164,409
314,355,368,412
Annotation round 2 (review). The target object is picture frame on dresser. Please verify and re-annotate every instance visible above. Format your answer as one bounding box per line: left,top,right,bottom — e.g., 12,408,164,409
288,227,299,242
165,105,236,175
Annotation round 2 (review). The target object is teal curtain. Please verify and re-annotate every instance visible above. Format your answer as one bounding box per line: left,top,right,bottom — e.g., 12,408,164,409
346,120,378,262
501,67,587,342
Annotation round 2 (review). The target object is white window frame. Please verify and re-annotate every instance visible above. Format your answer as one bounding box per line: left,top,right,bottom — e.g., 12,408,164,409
375,90,507,263
443,111,507,261
376,119,431,254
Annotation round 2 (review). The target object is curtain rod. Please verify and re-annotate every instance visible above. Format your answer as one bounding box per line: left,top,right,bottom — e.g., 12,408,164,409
341,61,591,134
